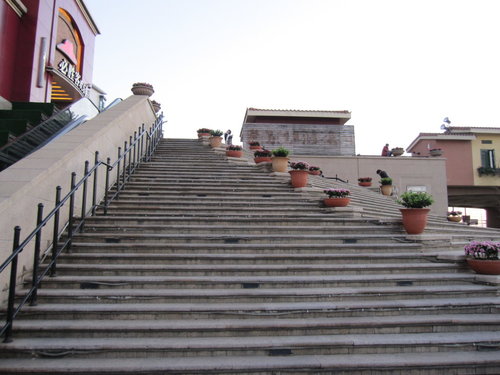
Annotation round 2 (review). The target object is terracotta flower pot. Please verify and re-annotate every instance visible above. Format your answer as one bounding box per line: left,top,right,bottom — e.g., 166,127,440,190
271,157,289,173
358,182,372,187
249,145,262,150
198,132,210,138
324,197,351,207
380,185,393,196
447,216,462,222
254,157,272,164
226,150,243,158
289,170,309,188
466,259,500,275
131,85,154,96
209,136,222,148
400,208,430,235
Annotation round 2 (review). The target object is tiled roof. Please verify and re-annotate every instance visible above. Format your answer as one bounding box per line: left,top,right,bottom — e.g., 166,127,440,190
247,108,351,114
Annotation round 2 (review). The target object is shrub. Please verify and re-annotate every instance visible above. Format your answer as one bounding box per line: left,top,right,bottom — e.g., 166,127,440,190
249,141,260,146
210,129,223,137
309,166,321,171
272,147,290,157
254,149,272,157
396,191,434,208
358,177,372,182
380,177,393,186
226,145,242,151
464,241,500,260
324,189,350,198
289,161,309,170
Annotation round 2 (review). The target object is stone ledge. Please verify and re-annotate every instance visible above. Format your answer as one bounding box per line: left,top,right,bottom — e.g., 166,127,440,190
474,274,500,286
321,206,364,217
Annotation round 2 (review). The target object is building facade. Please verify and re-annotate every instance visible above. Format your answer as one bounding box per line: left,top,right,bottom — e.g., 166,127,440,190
407,127,500,228
240,108,355,156
0,0,100,107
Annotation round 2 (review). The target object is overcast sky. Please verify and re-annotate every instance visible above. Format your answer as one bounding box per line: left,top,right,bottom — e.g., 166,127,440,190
85,0,500,155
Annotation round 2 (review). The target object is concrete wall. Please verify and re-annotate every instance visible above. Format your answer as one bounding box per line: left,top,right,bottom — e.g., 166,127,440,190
0,95,156,304
289,154,448,215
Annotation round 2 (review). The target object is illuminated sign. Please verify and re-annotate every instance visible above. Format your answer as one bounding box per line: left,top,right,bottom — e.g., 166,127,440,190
57,58,86,93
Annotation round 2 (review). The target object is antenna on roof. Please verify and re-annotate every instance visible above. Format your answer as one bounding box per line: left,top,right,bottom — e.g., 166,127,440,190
441,117,451,132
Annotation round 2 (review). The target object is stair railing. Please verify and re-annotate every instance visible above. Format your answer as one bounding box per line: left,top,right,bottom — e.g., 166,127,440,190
0,114,163,343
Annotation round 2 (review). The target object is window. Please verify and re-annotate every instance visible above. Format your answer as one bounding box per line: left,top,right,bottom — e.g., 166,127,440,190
480,149,496,168
481,140,493,144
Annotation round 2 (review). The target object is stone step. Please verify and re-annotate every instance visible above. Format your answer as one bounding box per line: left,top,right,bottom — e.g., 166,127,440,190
21,284,495,304
46,261,462,277
71,232,417,245
32,273,477,290
67,241,424,254
0,352,499,374
56,251,433,265
11,314,500,338
2,331,499,359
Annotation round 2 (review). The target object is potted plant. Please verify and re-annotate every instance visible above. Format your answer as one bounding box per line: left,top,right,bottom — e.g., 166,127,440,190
464,241,500,275
197,128,212,138
396,191,434,234
429,148,443,157
249,141,262,150
151,100,161,113
226,144,243,158
379,177,393,196
253,149,272,163
308,166,321,176
447,210,462,222
289,161,310,188
271,146,290,173
358,177,372,187
323,189,351,207
209,129,224,148
391,147,404,156
131,82,154,96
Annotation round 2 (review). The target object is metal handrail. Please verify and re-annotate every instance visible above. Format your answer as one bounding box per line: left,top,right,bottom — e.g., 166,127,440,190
0,114,163,342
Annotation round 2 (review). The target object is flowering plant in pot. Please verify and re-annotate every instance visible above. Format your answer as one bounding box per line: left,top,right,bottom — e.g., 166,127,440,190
396,191,434,234
197,128,212,135
249,141,262,150
379,177,393,196
447,210,462,222
271,146,290,173
253,149,272,163
226,144,243,158
429,148,443,157
323,189,351,207
209,129,224,148
131,82,154,96
151,100,161,113
308,165,321,175
464,241,500,275
391,147,404,156
289,161,310,188
358,177,372,187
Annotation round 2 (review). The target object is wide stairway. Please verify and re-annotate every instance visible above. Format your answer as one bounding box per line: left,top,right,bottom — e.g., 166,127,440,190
1,138,500,374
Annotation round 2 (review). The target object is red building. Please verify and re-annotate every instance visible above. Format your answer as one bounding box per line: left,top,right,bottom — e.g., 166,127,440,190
0,0,100,106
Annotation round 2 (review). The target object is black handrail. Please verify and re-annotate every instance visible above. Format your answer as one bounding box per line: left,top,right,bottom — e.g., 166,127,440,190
0,114,163,342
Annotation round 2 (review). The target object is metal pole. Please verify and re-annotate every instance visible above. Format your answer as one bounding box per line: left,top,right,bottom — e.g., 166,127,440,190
116,147,121,199
3,226,21,343
50,186,61,277
29,204,44,306
91,151,99,215
81,161,89,232
67,172,76,251
104,157,111,215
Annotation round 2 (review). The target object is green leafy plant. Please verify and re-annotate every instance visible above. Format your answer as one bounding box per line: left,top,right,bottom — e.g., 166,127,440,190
197,128,211,133
309,166,321,172
254,149,272,157
226,145,242,151
289,161,309,170
249,141,260,146
477,166,496,176
448,210,462,216
324,189,350,198
396,191,434,208
380,177,393,186
358,177,372,182
272,146,290,157
210,129,223,137
464,241,500,260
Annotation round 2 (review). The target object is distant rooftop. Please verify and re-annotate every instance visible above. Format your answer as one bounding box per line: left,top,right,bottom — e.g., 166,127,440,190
244,108,351,125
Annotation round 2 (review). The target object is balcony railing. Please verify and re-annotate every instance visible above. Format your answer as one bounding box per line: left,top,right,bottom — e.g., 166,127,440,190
477,167,500,177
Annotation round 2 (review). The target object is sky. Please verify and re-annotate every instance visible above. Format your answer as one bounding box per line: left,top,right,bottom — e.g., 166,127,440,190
85,0,500,155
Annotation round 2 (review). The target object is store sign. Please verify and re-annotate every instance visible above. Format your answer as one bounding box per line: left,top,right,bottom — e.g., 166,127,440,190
58,58,86,93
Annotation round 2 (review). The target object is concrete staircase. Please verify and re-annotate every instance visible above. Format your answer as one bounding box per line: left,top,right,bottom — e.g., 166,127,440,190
1,138,500,374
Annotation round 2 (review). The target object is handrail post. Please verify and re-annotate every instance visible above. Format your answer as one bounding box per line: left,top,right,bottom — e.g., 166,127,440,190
3,226,21,343
67,172,76,252
50,187,62,277
128,136,132,178
140,124,145,161
91,151,99,215
116,147,121,199
29,204,44,306
104,157,111,215
122,142,127,189
80,161,89,232
132,131,137,172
